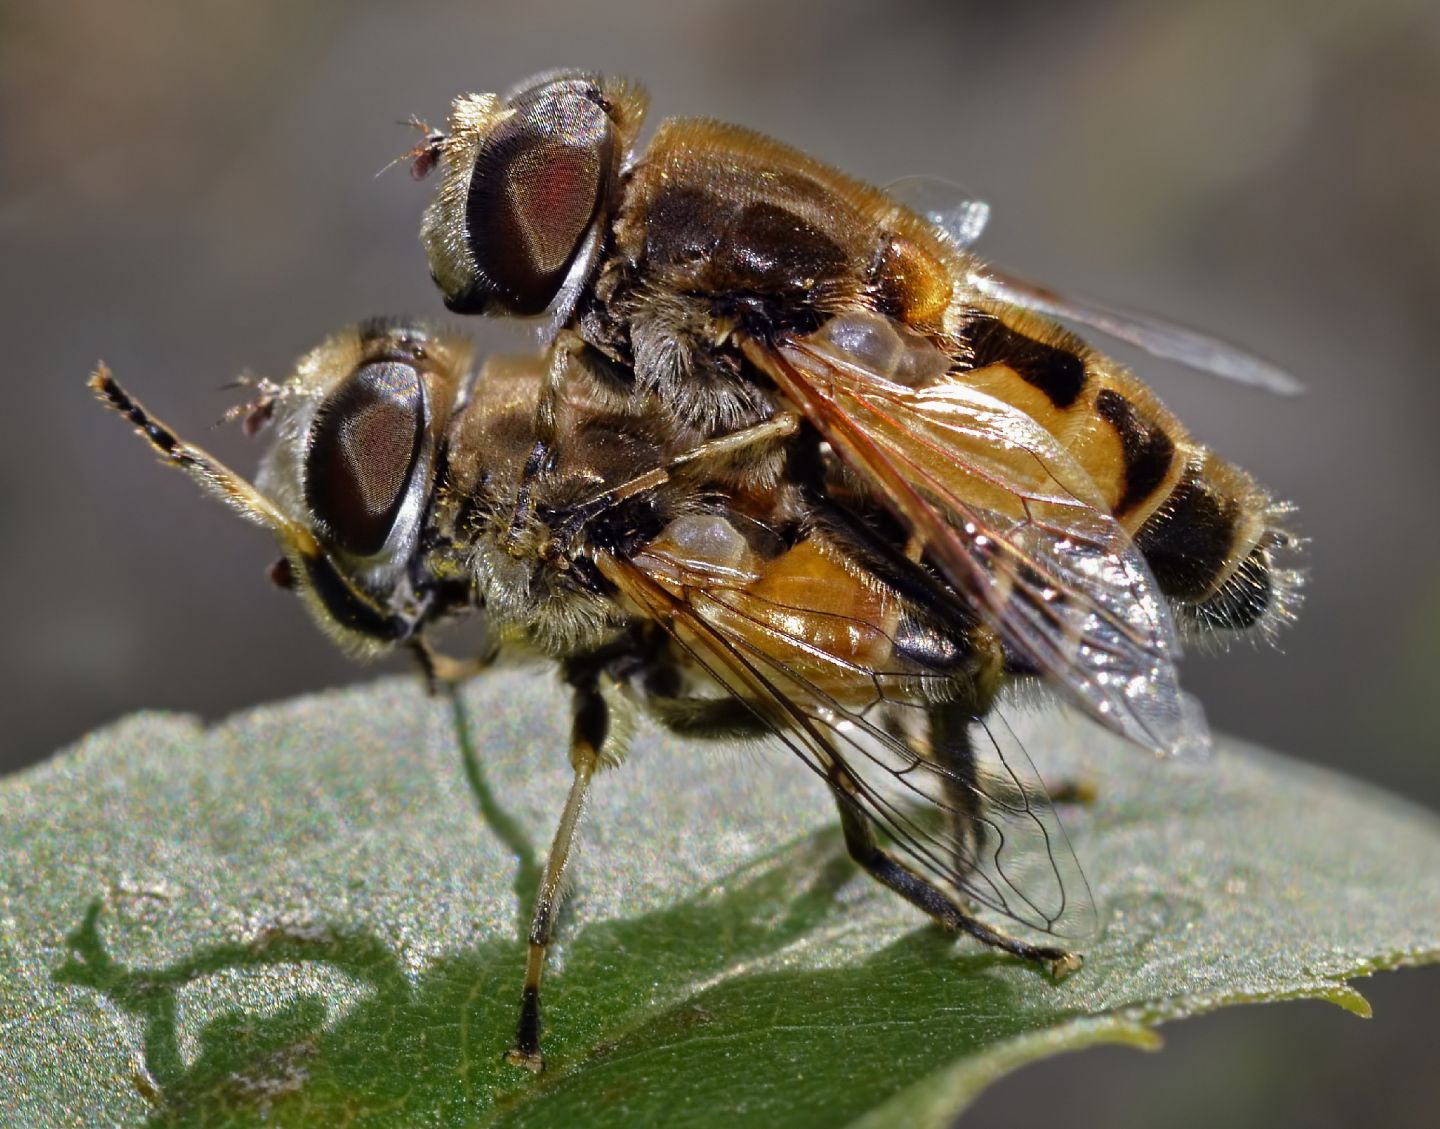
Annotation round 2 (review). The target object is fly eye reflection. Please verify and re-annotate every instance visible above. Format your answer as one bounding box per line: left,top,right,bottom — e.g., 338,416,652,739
303,359,425,557
452,88,613,316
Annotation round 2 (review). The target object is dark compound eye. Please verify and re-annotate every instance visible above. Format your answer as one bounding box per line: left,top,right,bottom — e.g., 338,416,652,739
304,360,425,557
455,86,613,315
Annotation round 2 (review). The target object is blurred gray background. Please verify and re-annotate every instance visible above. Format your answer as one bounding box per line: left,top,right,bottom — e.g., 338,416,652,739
3,0,1437,1125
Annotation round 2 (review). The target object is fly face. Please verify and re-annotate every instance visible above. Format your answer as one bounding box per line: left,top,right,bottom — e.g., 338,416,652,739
419,71,648,323
89,323,684,668
91,321,477,654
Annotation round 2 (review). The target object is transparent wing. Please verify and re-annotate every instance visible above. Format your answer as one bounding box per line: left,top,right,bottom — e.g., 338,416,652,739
886,174,1302,395
740,330,1209,760
971,268,1304,396
886,174,991,250
598,548,1099,942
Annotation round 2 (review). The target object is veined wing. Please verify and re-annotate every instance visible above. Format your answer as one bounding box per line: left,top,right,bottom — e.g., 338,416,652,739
886,174,1302,395
972,267,1303,396
740,329,1209,759
598,545,1098,942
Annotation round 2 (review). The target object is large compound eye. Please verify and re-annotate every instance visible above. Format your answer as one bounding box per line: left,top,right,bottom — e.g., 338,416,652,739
304,361,425,556
456,85,613,315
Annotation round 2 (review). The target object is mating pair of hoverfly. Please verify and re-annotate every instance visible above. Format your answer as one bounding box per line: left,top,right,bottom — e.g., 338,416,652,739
93,70,1303,1070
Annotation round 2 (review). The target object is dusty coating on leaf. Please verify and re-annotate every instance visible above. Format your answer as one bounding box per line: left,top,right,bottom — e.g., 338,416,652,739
0,672,1438,1128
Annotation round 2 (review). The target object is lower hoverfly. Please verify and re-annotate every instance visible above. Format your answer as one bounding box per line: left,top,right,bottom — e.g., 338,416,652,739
93,307,1300,1068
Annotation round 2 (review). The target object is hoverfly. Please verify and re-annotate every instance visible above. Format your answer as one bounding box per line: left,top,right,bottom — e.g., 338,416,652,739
413,71,1302,764
95,319,1101,1069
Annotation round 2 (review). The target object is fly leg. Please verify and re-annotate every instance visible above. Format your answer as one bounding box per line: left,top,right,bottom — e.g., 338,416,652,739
1039,778,1099,806
661,410,800,473
545,411,802,557
924,702,989,887
531,330,584,461
642,692,1078,976
571,412,800,514
880,696,996,884
644,694,777,741
826,764,1080,978
925,701,1097,812
504,670,612,1071
408,635,496,696
507,331,586,551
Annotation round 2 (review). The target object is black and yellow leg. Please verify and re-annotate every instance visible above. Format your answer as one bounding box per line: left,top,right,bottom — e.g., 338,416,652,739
548,411,802,555
924,702,989,881
827,767,1080,979
507,333,586,551
504,678,609,1071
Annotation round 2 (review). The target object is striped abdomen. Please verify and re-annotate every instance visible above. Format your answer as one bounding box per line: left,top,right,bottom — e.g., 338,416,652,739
957,305,1301,641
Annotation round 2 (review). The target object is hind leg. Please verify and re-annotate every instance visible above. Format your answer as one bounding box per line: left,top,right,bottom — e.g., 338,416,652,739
827,765,1079,978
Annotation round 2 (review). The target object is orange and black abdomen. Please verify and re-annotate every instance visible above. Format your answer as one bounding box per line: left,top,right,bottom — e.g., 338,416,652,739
617,118,1299,641
956,305,1300,641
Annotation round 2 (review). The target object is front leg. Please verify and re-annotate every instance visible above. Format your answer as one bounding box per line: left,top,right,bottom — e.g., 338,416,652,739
507,330,586,551
504,671,612,1071
408,636,495,696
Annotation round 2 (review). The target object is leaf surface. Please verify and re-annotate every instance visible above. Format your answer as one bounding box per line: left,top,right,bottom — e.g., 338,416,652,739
3,672,1438,1127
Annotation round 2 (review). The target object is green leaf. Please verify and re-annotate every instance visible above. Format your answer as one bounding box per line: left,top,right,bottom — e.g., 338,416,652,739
3,672,1438,1128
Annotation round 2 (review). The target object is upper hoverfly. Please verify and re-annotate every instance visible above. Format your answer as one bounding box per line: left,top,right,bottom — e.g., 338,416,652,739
412,69,1302,752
